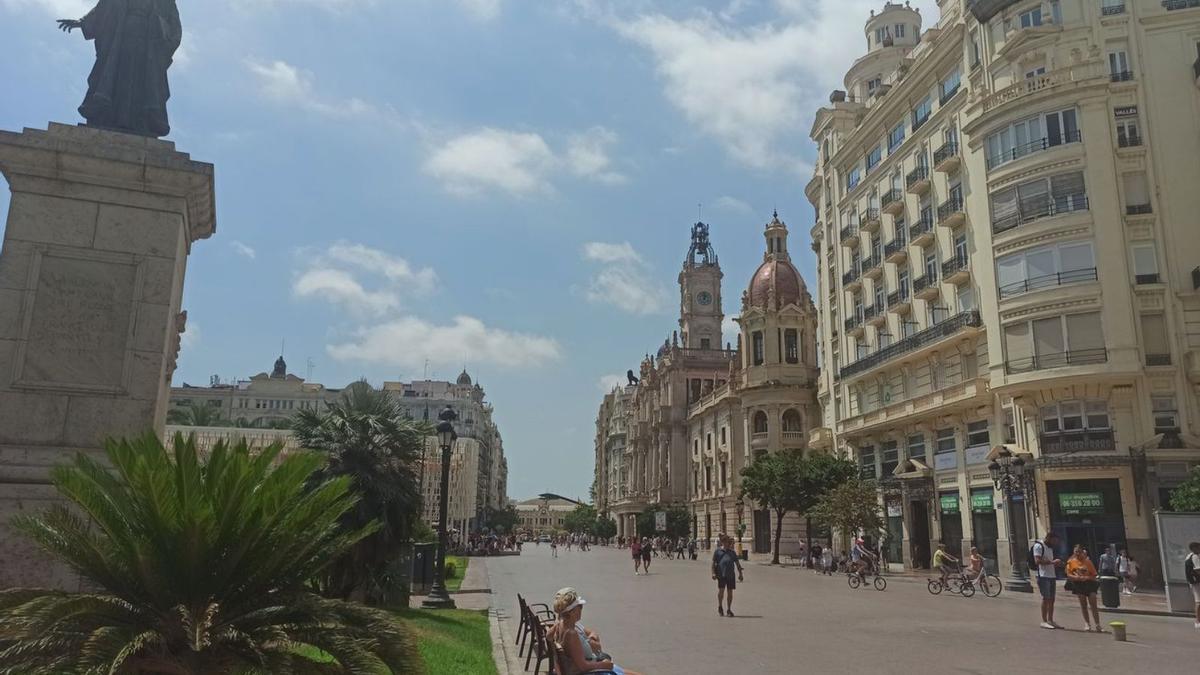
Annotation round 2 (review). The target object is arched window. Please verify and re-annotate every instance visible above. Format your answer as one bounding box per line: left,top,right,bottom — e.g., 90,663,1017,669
785,329,799,364
752,331,765,365
753,411,769,435
782,409,803,433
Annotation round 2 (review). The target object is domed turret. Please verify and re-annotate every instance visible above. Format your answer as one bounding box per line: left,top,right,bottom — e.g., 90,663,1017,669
457,369,473,386
747,212,807,310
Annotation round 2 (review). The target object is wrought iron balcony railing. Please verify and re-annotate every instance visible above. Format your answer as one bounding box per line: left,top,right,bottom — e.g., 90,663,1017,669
986,131,1081,170
839,310,981,379
906,167,929,189
933,140,959,167
993,194,1089,234
1005,348,1108,375
1040,429,1115,454
998,267,1097,299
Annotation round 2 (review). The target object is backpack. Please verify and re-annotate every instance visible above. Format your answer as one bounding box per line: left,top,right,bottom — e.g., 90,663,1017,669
1027,541,1041,569
1186,553,1200,585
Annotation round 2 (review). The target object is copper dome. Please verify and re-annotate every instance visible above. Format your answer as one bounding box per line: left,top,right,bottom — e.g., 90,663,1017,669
748,259,805,309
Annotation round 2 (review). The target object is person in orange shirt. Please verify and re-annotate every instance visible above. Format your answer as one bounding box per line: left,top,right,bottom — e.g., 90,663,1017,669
1066,545,1103,632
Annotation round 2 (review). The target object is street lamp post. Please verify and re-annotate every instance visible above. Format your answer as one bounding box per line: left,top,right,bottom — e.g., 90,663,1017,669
422,406,458,609
989,447,1033,594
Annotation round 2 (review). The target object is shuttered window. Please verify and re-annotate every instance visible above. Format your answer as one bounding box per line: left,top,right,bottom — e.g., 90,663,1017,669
1004,322,1032,363
1141,314,1169,357
1066,312,1104,352
991,186,1019,229
1018,179,1050,220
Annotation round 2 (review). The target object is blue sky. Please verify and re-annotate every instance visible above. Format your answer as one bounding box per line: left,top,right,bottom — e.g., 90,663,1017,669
0,0,938,501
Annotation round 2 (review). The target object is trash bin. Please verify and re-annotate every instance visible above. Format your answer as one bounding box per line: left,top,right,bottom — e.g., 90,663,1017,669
1099,576,1121,608
741,550,748,561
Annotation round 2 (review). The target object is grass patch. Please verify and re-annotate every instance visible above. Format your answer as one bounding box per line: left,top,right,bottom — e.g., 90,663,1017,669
396,607,497,675
294,607,496,675
443,555,469,592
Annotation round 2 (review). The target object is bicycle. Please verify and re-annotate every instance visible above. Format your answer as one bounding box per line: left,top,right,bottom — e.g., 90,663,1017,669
846,559,888,591
971,571,1003,597
927,565,975,597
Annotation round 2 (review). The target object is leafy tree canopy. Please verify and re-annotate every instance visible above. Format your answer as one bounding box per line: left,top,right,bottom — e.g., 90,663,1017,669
636,503,690,539
1169,466,1200,512
810,478,885,541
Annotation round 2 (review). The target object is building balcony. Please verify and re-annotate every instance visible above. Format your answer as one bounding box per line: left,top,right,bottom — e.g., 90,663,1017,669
841,225,860,247
939,84,961,108
1039,429,1116,455
881,189,905,216
1117,133,1142,149
884,237,908,263
862,208,882,233
906,167,931,195
865,303,887,327
1110,70,1135,84
942,255,970,285
887,288,911,314
1101,2,1126,14
1135,273,1161,285
999,267,1098,299
910,210,935,246
986,131,1082,170
993,194,1089,235
933,140,960,173
1146,353,1173,367
1005,348,1108,375
937,189,965,228
843,268,862,291
839,310,982,379
1165,0,1200,10
839,376,989,435
1126,203,1153,216
862,256,883,280
914,273,940,300
845,316,865,337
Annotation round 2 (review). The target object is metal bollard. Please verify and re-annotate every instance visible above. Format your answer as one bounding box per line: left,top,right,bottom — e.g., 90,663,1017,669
1109,621,1127,642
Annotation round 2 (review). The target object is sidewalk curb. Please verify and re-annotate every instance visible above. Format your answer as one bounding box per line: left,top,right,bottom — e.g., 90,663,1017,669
1100,607,1192,619
486,555,517,675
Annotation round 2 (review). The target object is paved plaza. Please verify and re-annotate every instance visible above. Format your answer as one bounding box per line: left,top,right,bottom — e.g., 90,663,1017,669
489,545,1199,674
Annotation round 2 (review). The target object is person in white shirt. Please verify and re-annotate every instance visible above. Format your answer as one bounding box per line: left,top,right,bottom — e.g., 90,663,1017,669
1186,541,1200,630
1033,532,1064,630
1117,549,1132,595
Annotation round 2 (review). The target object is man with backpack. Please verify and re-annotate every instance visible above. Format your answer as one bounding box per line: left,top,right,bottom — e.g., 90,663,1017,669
1031,532,1064,629
712,535,744,617
1186,541,1200,630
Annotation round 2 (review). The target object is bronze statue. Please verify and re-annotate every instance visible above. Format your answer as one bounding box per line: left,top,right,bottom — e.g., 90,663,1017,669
58,1,182,138
626,370,640,386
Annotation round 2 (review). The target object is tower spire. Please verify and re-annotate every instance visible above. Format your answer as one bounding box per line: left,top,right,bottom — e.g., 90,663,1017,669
686,221,717,267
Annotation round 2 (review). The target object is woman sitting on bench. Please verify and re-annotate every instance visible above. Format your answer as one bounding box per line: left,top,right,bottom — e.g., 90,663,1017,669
551,587,642,675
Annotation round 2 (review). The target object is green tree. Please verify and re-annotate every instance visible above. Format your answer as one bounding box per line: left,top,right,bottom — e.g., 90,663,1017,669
739,450,800,564
636,503,690,539
1170,466,1200,511
563,504,599,535
166,402,230,427
411,519,437,544
292,380,427,602
809,478,884,544
481,504,520,534
593,515,617,541
0,434,420,674
796,453,858,553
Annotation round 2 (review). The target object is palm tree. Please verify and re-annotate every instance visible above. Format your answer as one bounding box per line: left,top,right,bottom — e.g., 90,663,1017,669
0,434,421,674
291,381,427,602
166,402,229,427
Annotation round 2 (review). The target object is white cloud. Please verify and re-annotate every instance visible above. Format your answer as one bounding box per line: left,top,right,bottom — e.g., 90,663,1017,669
247,59,377,119
582,241,641,264
327,315,562,370
0,0,93,16
456,0,501,21
723,315,740,346
566,127,626,185
581,241,667,315
714,195,753,214
424,128,557,197
231,241,257,260
597,373,626,392
292,241,436,316
180,321,201,351
424,126,625,197
604,0,940,171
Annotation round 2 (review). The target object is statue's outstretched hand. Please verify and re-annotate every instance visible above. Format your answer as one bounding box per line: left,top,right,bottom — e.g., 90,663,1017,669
57,19,82,33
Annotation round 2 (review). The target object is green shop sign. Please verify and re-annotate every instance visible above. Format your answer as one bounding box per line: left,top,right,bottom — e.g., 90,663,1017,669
1058,492,1104,515
970,492,994,513
939,494,960,514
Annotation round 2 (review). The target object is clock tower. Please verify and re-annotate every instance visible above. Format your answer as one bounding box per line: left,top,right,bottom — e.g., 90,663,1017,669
679,222,724,350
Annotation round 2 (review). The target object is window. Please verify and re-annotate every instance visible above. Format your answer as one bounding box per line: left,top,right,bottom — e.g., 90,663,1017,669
882,441,900,477
935,428,956,454
1005,311,1105,371
1152,396,1178,433
859,447,877,478
1142,314,1170,364
1132,244,1159,284
753,411,768,434
939,68,961,104
907,434,925,461
720,426,727,444
985,108,1077,168
1115,107,1141,147
1004,408,1017,444
953,232,968,263
967,420,990,448
867,77,882,94
706,433,712,450
912,96,932,130
705,466,712,492
866,145,882,173
996,240,1095,297
1123,173,1151,213
1109,50,1131,80
785,329,799,364
1025,66,1047,79
957,285,975,312
990,171,1086,232
888,122,906,153
721,461,728,489
969,28,981,67
848,166,862,191
875,26,889,44
1040,400,1109,434
924,252,938,279
1019,6,1043,28
894,23,906,39
752,331,765,365
898,269,910,295
782,409,803,433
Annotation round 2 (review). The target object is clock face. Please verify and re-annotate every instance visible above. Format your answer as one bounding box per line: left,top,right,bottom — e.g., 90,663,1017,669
697,291,713,306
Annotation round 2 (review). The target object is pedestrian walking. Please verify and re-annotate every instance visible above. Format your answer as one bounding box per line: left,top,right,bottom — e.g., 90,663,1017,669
1185,541,1200,630
822,546,833,575
631,538,642,575
641,537,653,574
1118,549,1133,595
1066,545,1103,633
712,535,744,617
1098,545,1117,577
551,537,559,559
1032,532,1064,630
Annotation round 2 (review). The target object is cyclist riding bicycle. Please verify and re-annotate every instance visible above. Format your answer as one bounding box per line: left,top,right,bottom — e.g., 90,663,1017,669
851,538,875,578
933,543,959,588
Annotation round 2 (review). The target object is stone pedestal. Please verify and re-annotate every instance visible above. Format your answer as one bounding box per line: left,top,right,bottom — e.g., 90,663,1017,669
0,123,214,589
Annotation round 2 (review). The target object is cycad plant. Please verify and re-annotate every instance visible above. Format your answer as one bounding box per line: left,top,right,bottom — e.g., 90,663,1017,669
292,381,426,602
165,403,230,428
0,434,422,674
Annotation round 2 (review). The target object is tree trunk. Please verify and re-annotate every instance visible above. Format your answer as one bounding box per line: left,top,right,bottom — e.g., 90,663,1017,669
806,516,813,567
772,509,785,565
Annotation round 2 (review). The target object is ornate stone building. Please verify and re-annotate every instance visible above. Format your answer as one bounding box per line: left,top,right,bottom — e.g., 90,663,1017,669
596,216,820,558
808,0,1200,581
